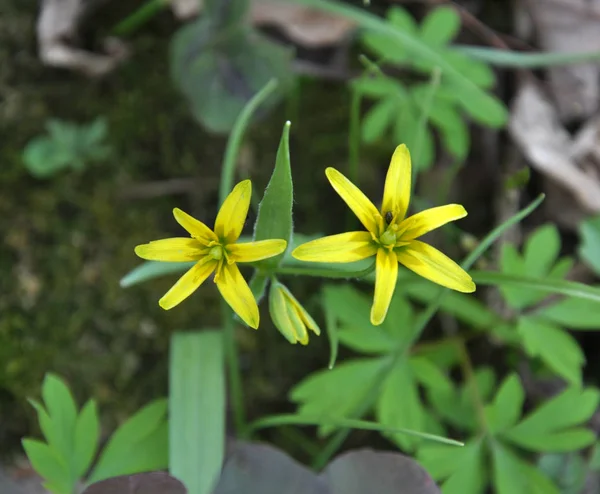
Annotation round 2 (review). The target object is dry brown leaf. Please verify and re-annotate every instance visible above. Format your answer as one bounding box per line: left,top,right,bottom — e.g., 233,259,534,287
524,0,600,121
169,0,356,47
37,0,129,76
509,81,600,217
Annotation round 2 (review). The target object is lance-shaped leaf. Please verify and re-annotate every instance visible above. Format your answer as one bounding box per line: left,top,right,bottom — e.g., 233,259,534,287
253,121,294,269
169,331,225,494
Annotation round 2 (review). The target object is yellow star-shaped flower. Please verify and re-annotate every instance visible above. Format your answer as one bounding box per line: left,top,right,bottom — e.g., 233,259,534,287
292,144,475,326
134,180,287,329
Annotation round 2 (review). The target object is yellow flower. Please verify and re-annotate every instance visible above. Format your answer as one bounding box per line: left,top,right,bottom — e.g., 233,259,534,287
134,180,287,329
292,144,475,326
269,281,320,345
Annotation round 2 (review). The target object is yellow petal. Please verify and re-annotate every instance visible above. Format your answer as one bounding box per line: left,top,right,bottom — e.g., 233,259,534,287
292,231,377,263
396,240,475,293
325,168,383,235
214,180,251,243
227,239,287,263
371,248,398,326
215,262,259,329
381,144,412,223
159,258,217,310
399,204,467,241
173,208,217,243
134,238,206,261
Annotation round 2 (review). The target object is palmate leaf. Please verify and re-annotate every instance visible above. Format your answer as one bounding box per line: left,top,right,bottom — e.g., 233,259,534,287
579,215,600,276
501,386,599,453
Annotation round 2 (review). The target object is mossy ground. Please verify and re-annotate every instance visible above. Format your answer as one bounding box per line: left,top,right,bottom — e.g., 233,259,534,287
0,0,373,459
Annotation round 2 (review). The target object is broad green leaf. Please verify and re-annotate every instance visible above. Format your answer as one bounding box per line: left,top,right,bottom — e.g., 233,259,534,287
290,358,388,435
410,357,452,392
361,6,417,64
376,359,424,451
517,317,584,386
428,100,469,160
41,374,78,468
485,373,524,433
120,261,194,288
503,387,599,452
88,399,168,483
23,138,70,178
492,442,559,494
537,295,600,329
395,116,434,170
420,6,460,47
381,291,416,343
579,215,600,276
451,79,505,126
170,331,225,494
171,18,293,133
427,384,476,432
28,399,59,458
499,244,529,309
22,439,71,494
253,121,293,268
73,400,100,478
361,98,397,143
443,51,495,89
352,76,404,98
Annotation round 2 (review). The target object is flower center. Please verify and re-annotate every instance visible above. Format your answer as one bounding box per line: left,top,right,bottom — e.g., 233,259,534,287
209,245,224,260
379,224,399,247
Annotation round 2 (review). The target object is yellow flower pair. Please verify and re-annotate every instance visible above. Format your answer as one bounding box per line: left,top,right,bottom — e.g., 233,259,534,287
134,144,474,332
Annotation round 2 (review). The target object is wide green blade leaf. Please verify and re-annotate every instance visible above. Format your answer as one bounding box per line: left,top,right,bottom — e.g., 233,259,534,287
485,374,524,433
170,331,225,494
73,399,100,478
88,399,168,483
253,121,293,269
579,214,600,276
419,6,460,47
536,295,600,329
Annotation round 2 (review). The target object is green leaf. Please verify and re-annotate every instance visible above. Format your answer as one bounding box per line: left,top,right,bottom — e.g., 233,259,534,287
290,358,388,435
524,224,560,276
361,98,397,143
504,167,531,190
170,17,293,133
492,442,559,494
517,316,584,386
420,6,460,46
204,0,249,27
485,374,524,433
376,359,424,451
401,280,499,329
410,356,452,392
418,440,485,494
253,121,293,268
352,75,404,98
473,270,600,304
73,400,100,478
428,100,469,160
41,374,78,468
395,115,434,171
88,399,169,483
579,215,600,276
537,295,600,329
538,453,587,494
170,331,225,494
23,138,70,178
248,272,269,303
443,50,496,89
457,45,600,68
22,439,71,494
503,387,599,453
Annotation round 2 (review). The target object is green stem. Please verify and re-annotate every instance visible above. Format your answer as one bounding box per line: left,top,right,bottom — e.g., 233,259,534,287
311,194,545,468
111,0,168,36
275,262,375,279
221,301,247,437
219,79,279,204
